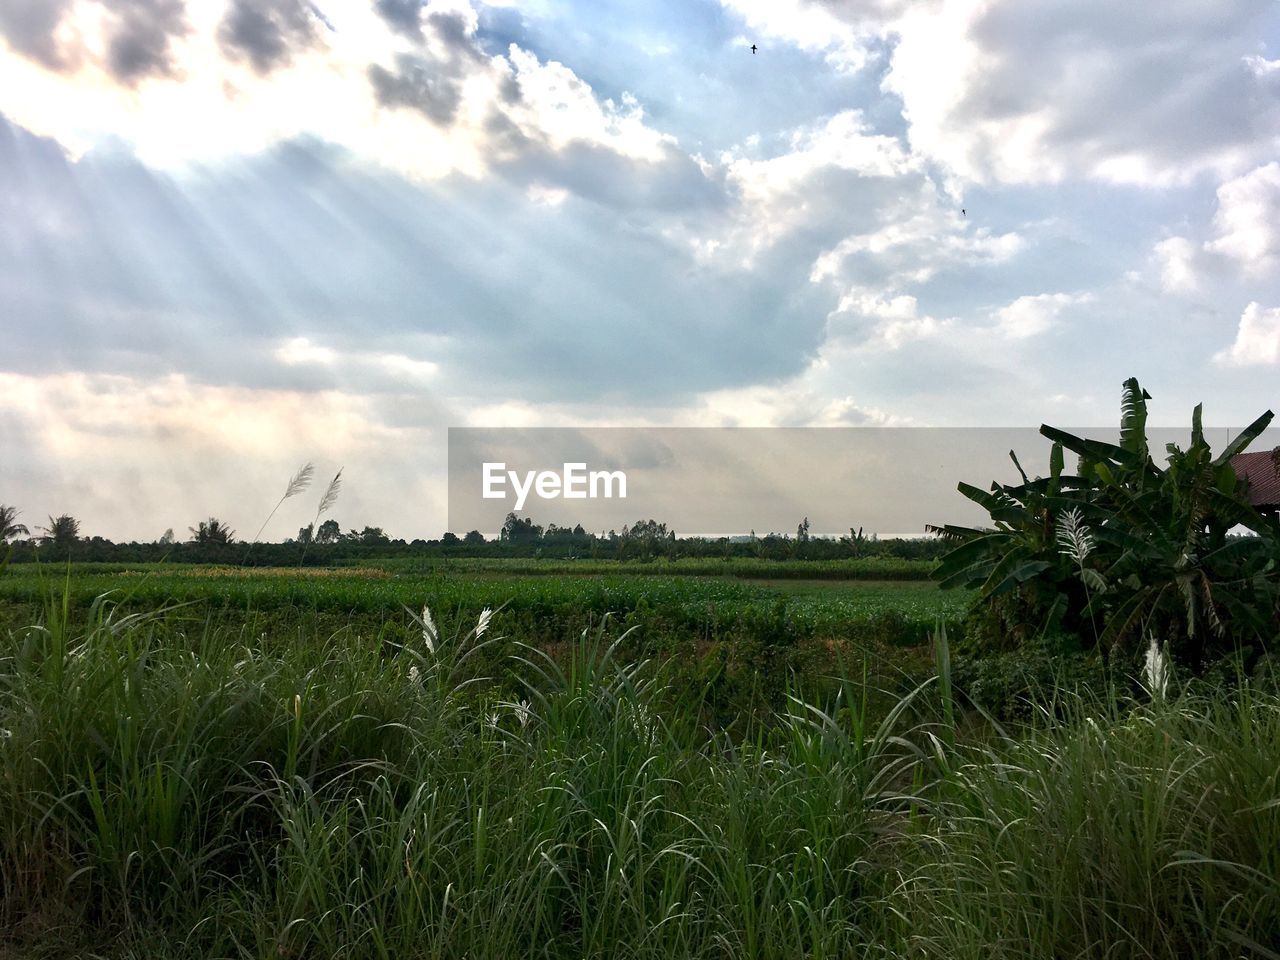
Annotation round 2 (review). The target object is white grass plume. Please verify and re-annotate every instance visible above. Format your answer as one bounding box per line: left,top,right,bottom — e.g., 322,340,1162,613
1058,506,1106,643
422,604,438,655
1055,507,1095,563
243,462,315,563
298,467,344,567
1142,634,1169,699
317,469,343,518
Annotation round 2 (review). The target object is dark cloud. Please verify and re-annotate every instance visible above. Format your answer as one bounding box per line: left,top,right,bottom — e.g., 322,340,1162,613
374,0,423,40
218,0,319,74
426,10,478,55
369,55,465,126
0,0,187,83
106,0,188,84
366,12,487,127
0,0,75,69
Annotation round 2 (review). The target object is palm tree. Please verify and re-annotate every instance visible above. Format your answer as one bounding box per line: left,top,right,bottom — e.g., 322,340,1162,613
41,514,80,549
0,505,29,544
189,518,235,545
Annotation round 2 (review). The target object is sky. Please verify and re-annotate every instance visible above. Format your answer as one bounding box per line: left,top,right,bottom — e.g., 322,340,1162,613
2,0,1280,541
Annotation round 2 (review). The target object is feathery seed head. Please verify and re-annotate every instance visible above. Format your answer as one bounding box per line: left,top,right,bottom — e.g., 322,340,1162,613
1056,507,1095,563
421,604,437,654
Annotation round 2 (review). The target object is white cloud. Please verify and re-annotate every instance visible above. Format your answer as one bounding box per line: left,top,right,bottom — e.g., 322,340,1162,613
1245,55,1280,78
0,0,684,188
718,0,889,72
712,110,918,261
276,337,336,366
808,180,1024,291
1214,302,1280,366
881,0,1280,186
825,289,954,349
275,337,440,385
1153,236,1199,293
991,292,1091,339
502,49,675,161
1205,162,1280,273
688,381,904,427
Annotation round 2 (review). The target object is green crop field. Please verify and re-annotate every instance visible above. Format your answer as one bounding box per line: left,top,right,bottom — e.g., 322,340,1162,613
0,562,965,653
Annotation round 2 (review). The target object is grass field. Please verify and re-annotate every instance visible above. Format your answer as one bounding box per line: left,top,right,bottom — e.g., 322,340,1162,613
0,562,1277,958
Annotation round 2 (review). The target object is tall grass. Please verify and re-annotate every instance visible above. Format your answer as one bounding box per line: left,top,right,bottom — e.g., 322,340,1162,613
0,592,1276,958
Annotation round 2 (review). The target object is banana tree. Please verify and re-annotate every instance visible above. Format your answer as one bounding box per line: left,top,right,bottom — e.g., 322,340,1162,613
933,378,1280,669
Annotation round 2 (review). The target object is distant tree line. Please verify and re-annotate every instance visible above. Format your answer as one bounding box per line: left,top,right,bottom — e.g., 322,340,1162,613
0,504,948,565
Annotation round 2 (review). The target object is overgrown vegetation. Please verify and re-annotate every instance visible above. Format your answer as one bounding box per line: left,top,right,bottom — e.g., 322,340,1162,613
0,593,1275,959
935,377,1280,678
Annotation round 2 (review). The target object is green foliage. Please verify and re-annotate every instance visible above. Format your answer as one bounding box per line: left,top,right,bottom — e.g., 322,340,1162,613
935,377,1280,671
951,634,1110,721
1,594,1277,958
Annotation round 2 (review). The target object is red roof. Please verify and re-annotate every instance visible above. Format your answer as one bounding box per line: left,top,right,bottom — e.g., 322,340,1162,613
1231,450,1280,508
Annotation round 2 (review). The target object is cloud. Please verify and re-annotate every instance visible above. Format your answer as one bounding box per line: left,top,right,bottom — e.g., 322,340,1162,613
369,54,466,126
374,0,425,40
685,380,904,427
1246,55,1280,79
0,0,189,84
1205,162,1280,274
717,0,889,72
824,289,954,350
274,337,442,388
217,0,321,74
0,0,710,203
107,0,189,83
991,292,1091,339
1153,237,1199,293
1215,302,1280,366
811,196,1024,286
367,5,489,127
882,0,1280,186
0,113,819,404
721,0,1280,186
714,110,919,259
0,0,76,69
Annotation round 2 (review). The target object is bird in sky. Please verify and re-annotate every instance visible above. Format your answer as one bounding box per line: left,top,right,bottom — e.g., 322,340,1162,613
751,43,758,54
961,208,966,217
